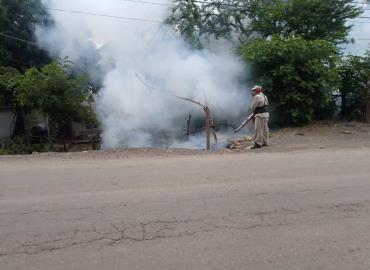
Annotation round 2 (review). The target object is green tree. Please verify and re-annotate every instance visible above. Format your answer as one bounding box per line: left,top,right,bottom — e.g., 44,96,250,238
338,53,370,120
0,66,22,106
241,35,339,125
246,0,361,43
167,0,249,47
1,59,89,137
0,0,50,70
0,0,52,135
167,0,361,47
17,59,90,136
0,66,26,134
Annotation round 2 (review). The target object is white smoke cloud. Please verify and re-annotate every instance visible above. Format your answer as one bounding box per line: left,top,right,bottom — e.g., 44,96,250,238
37,0,250,149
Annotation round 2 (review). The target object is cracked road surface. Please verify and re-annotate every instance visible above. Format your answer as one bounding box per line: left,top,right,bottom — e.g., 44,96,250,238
1,148,370,270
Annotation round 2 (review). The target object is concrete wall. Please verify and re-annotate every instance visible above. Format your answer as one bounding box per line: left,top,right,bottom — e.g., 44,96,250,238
0,111,15,138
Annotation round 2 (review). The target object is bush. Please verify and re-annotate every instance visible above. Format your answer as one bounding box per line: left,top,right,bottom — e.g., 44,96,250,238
338,54,370,121
0,136,56,155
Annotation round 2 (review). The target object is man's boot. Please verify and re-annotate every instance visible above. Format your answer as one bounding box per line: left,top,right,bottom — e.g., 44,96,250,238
250,143,262,149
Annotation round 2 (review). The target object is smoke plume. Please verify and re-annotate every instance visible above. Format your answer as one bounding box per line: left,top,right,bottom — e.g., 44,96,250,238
37,0,250,149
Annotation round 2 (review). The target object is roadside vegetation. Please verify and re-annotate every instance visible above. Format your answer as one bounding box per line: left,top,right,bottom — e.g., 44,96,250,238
0,0,369,154
0,0,95,154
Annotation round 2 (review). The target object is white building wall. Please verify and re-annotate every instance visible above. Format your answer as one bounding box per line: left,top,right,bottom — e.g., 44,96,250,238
0,111,15,138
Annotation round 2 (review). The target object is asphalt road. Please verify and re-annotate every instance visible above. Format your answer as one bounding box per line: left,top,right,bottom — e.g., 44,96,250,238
1,148,370,270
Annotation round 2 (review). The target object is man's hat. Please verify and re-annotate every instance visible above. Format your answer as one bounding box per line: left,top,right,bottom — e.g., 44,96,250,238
251,85,262,92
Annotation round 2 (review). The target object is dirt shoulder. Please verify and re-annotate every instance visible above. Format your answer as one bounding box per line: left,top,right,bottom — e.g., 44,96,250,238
0,121,369,161
266,121,370,152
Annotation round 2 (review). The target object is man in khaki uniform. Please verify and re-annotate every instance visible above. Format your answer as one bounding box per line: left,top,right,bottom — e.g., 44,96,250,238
250,85,269,149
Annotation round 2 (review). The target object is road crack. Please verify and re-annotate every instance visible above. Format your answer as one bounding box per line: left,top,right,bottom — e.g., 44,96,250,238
2,200,370,257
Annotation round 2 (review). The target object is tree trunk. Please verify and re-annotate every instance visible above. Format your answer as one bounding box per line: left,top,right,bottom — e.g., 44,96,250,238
341,91,347,120
366,79,370,123
12,104,26,138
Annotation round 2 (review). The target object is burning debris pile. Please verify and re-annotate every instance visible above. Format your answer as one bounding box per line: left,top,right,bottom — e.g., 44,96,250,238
226,136,254,150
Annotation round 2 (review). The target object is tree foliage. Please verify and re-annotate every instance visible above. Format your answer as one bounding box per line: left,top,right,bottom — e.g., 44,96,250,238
167,0,249,47
0,0,53,136
167,0,361,47
0,0,99,146
0,59,90,137
246,0,361,43
0,0,51,70
18,59,89,130
0,135,55,155
338,52,370,120
0,66,22,106
241,36,339,125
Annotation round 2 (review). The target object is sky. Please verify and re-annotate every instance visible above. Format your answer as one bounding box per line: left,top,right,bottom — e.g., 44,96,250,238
345,1,370,55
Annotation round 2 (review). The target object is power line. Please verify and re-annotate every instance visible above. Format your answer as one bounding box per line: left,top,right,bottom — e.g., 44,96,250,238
120,0,172,6
1,30,369,48
121,0,250,8
47,6,370,23
2,4,370,46
119,0,370,9
0,32,39,46
187,0,370,9
46,8,164,23
119,0,370,10
47,1,370,23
